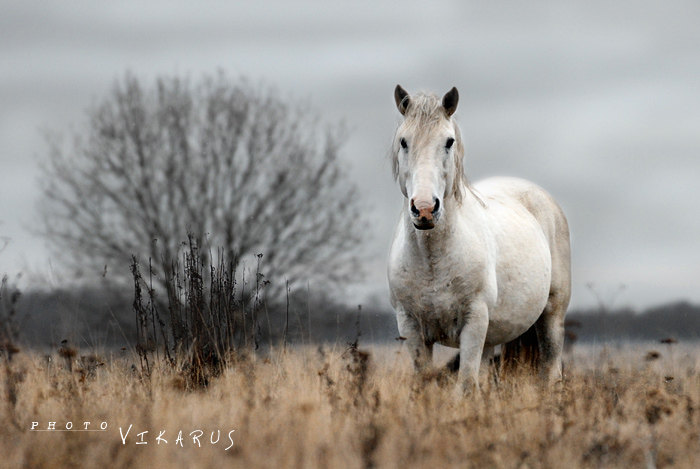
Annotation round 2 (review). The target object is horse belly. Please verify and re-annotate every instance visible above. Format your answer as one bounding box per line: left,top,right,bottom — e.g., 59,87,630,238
484,220,552,346
485,294,548,346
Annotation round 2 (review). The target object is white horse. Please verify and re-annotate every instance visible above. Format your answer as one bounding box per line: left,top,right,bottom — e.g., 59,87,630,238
387,85,571,392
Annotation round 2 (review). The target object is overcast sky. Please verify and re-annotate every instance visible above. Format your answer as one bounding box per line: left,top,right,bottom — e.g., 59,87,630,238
1,1,699,310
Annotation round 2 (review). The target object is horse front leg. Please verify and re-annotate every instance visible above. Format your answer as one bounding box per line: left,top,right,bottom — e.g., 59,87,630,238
457,300,489,394
407,336,433,373
444,345,492,374
397,314,433,372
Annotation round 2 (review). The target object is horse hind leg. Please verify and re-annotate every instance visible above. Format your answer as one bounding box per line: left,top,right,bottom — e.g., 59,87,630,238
535,226,571,384
533,290,568,383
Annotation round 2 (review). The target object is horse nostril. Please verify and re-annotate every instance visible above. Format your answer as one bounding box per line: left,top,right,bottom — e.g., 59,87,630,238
410,199,420,216
432,198,440,214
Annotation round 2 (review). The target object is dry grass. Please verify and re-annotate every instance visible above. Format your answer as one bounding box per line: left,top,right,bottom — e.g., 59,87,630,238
1,342,698,468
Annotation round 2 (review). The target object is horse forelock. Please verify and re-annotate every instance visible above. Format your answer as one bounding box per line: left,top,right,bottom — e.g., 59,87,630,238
391,92,469,203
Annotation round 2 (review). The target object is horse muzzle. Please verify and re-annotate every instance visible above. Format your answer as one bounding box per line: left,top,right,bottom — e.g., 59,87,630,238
410,197,440,230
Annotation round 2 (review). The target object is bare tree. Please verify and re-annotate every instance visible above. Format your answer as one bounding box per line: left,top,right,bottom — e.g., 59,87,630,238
39,72,362,302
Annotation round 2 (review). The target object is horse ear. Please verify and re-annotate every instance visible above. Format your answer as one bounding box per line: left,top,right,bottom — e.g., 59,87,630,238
394,84,410,115
442,87,459,116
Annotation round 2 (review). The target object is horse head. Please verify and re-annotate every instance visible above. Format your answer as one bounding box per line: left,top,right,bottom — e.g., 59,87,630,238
392,85,466,230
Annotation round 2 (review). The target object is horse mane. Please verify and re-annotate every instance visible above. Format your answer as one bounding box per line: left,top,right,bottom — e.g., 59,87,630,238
391,92,470,203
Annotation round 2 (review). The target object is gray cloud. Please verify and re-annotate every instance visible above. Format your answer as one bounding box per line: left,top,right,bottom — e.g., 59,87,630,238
1,1,699,309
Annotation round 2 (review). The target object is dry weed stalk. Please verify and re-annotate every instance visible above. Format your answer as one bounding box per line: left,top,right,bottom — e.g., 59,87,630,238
0,275,23,429
131,235,266,389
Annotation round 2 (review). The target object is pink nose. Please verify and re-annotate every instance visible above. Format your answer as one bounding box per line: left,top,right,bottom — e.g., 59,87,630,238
410,197,440,222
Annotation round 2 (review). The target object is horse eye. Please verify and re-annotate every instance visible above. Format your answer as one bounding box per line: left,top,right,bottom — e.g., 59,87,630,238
445,137,455,149
400,138,408,150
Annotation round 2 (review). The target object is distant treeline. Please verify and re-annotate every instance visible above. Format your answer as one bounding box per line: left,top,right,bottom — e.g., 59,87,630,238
566,301,700,343
12,285,133,349
7,285,700,349
10,285,398,350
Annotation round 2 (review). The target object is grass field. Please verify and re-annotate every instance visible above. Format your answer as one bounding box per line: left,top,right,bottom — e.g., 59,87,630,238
1,342,698,468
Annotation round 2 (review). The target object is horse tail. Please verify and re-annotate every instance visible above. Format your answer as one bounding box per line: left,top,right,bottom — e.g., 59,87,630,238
444,352,460,373
501,323,539,374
